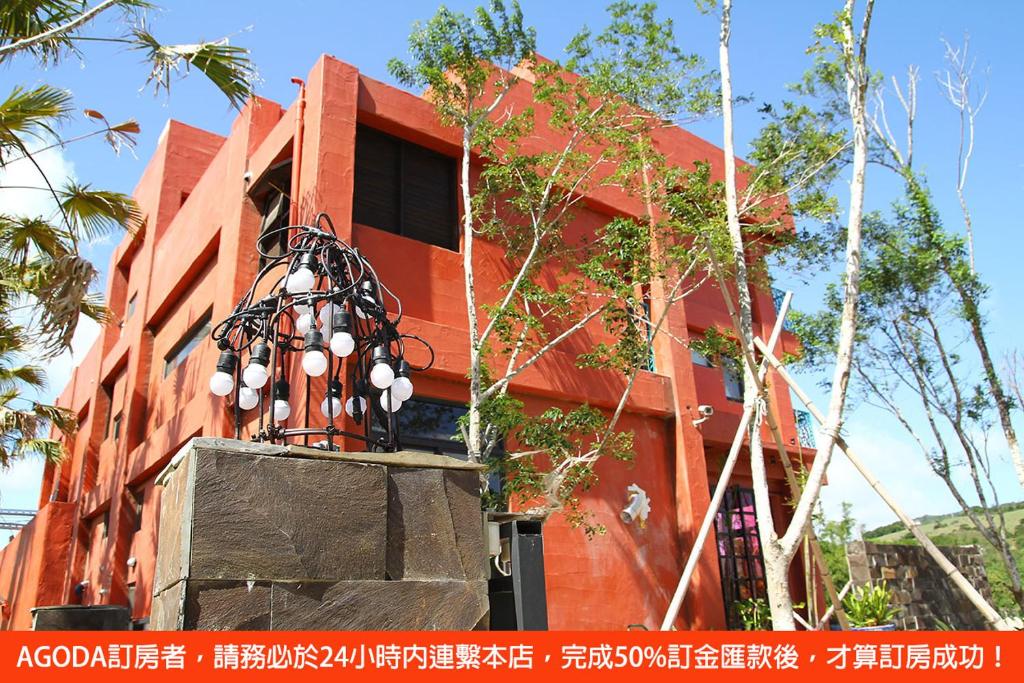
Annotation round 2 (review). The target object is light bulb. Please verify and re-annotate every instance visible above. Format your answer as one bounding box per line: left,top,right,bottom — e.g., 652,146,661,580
296,313,315,335
286,266,315,294
294,302,310,315
379,392,403,412
330,331,355,358
302,350,328,376
242,363,269,389
345,395,367,417
320,396,343,419
370,362,394,389
318,302,336,326
273,399,291,421
209,371,234,396
238,386,259,410
391,375,414,402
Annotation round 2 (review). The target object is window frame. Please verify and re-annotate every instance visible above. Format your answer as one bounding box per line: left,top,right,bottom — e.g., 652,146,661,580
352,124,458,251
163,309,214,378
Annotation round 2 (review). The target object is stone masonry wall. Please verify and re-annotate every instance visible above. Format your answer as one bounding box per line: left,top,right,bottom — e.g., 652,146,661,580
846,541,992,630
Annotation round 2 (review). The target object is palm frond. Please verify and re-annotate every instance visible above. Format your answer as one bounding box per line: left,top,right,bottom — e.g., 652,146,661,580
0,1,150,66
130,26,257,110
33,401,76,436
21,252,100,355
83,108,140,156
0,1,82,64
0,363,47,391
0,213,70,265
15,437,64,465
59,181,143,239
0,83,72,150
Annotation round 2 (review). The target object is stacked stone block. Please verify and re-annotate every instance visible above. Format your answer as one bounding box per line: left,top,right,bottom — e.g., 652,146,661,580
846,540,993,630
151,438,489,630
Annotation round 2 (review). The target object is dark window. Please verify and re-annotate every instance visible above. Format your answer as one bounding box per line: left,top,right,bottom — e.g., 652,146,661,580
713,486,767,630
112,413,123,442
371,397,502,500
722,357,744,402
251,161,292,264
164,311,213,377
102,384,114,440
132,489,144,533
353,125,457,250
125,293,136,320
102,509,110,539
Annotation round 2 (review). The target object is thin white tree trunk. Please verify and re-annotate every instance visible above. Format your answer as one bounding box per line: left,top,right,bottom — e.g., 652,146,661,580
776,0,875,567
718,0,796,630
461,125,483,462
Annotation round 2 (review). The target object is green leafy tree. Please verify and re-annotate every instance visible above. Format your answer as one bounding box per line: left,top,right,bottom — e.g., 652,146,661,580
797,38,1024,615
814,501,856,588
390,1,721,532
0,1,256,467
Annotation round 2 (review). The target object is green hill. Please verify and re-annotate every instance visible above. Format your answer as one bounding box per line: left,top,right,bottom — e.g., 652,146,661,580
863,501,1024,616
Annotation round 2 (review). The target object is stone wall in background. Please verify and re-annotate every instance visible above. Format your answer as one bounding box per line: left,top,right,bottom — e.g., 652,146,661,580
846,540,992,630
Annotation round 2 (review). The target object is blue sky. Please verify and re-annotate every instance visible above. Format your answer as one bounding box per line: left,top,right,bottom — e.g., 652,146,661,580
1,1,1022,530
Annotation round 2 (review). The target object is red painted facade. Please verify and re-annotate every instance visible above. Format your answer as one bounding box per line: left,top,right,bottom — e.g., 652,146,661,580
0,56,814,631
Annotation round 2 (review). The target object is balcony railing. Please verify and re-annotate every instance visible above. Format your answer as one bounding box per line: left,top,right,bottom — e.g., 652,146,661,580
794,409,815,449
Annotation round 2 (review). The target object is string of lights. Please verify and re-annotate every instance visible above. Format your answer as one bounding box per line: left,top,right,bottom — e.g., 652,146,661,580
208,212,434,451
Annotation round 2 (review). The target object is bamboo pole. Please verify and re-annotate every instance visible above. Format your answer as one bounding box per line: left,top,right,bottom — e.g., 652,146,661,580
658,299,789,630
818,580,853,630
753,336,1014,631
703,251,850,629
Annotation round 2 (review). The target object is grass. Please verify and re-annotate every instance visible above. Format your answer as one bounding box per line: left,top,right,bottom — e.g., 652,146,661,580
865,504,1024,617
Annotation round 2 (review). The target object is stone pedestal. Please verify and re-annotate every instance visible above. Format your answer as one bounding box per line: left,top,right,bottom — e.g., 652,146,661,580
151,438,489,630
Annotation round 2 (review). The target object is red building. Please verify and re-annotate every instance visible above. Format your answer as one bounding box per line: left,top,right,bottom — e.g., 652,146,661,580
0,56,814,631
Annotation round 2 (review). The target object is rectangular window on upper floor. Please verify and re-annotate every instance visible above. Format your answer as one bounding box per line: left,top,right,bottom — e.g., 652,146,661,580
251,160,292,265
163,310,213,378
691,349,714,368
353,124,457,251
112,412,123,442
722,357,744,403
124,293,137,323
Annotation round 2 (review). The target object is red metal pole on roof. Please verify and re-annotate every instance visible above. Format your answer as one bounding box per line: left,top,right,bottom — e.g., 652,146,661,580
289,78,306,225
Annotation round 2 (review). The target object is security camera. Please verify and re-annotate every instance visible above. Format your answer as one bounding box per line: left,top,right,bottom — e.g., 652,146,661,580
692,404,715,427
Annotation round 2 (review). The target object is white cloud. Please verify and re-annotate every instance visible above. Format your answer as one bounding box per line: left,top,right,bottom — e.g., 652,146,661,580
0,143,76,219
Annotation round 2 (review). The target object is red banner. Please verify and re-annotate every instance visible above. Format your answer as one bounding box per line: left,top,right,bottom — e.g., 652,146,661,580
1,631,1019,681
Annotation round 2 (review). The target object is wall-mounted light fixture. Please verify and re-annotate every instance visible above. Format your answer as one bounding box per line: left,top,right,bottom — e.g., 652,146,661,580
621,484,651,527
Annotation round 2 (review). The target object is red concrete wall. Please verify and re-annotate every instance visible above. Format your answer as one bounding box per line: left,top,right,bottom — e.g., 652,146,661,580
0,502,74,630
2,55,815,630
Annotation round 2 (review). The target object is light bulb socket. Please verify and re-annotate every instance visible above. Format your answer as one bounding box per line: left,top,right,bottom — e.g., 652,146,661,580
396,359,412,378
274,378,290,401
249,343,271,367
371,345,390,366
215,350,237,373
297,252,318,271
304,329,324,351
327,379,343,398
331,310,352,333
354,379,368,397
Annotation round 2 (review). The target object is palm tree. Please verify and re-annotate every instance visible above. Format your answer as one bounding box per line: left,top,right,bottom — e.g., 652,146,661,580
0,1,257,468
